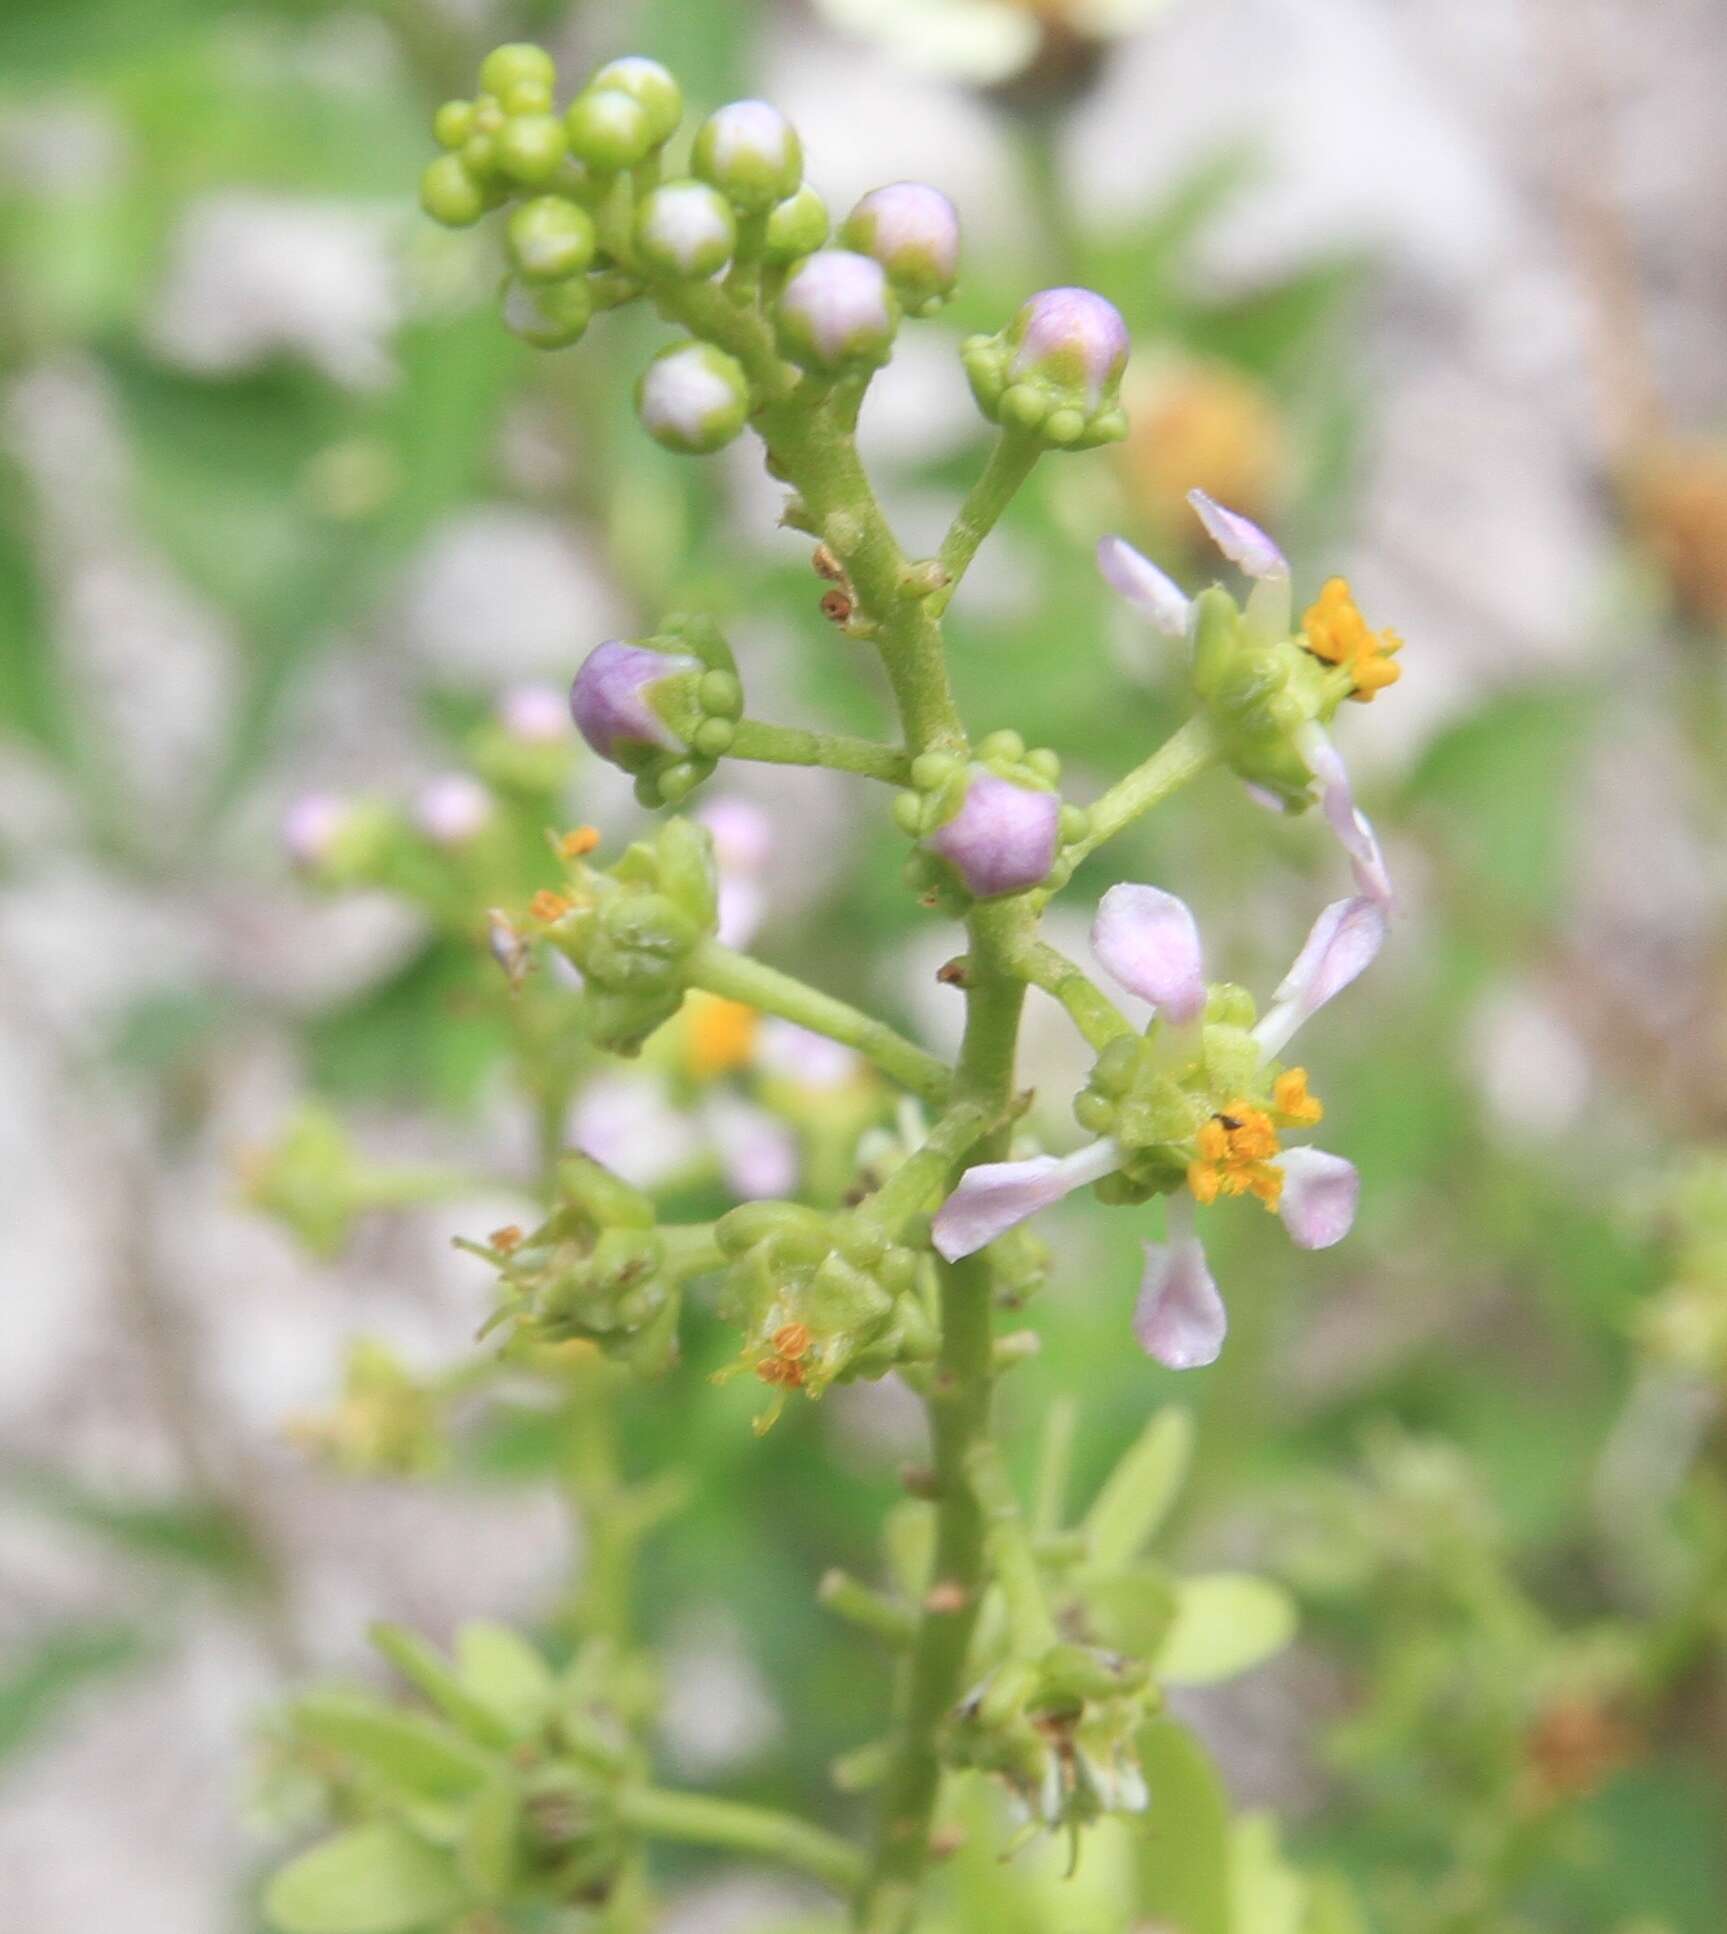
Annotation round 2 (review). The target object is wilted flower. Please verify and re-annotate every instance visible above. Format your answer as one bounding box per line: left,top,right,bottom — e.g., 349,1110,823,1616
1098,489,1399,906
933,886,1385,1367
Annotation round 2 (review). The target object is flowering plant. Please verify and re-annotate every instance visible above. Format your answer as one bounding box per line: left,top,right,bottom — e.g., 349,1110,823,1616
257,41,1410,1934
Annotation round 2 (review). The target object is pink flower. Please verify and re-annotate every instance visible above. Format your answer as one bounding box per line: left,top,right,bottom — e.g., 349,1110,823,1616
925,769,1061,900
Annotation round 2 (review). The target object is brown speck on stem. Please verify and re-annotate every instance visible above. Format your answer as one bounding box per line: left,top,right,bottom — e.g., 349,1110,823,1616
923,1580,969,1614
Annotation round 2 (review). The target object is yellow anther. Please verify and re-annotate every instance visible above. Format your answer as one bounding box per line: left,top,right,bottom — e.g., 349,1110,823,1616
558,825,601,859
683,993,759,1079
1272,1068,1324,1126
1188,1100,1284,1212
772,1321,811,1361
529,888,574,923
1302,576,1402,702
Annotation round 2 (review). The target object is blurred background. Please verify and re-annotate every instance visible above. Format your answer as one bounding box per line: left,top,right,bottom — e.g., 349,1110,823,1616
2,0,1726,1929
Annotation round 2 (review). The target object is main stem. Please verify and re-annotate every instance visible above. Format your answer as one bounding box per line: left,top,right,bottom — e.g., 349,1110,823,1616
855,903,1027,1933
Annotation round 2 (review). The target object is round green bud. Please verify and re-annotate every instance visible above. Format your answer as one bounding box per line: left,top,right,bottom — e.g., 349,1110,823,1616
504,274,594,350
479,42,556,100
565,88,655,172
977,729,1025,762
636,340,750,454
691,99,802,215
497,111,567,185
693,717,734,757
507,196,597,282
1058,804,1089,842
1074,1092,1115,1135
699,669,742,713
763,185,830,264
590,56,683,146
1025,747,1061,781
910,750,961,791
433,100,474,150
634,179,737,280
501,78,554,115
460,132,499,180
420,154,486,227
891,791,924,834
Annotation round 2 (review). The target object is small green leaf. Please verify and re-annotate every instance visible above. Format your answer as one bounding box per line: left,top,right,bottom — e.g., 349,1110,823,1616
368,1624,516,1749
1133,1718,1233,1934
1083,1407,1194,1571
1229,1813,1306,1934
290,1691,498,1799
1081,1564,1179,1660
456,1622,555,1739
458,1774,522,1899
264,1823,467,1934
1156,1574,1296,1687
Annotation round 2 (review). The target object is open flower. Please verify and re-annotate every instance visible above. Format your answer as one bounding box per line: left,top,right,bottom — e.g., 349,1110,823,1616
932,885,1385,1368
1098,489,1398,907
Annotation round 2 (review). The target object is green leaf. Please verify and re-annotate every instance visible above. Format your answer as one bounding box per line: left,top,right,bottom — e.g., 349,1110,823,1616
367,1625,517,1750
1156,1574,1296,1687
4,1466,263,1580
455,1622,555,1739
1132,1718,1233,1934
263,1823,467,1934
1082,1565,1179,1660
1229,1814,1306,1934
0,1623,147,1763
290,1691,498,1800
457,1774,521,1900
1083,1407,1194,1570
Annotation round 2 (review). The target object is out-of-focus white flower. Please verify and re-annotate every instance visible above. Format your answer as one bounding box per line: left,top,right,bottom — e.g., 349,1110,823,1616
149,193,400,390
569,1072,703,1190
811,0,1172,86
695,795,776,949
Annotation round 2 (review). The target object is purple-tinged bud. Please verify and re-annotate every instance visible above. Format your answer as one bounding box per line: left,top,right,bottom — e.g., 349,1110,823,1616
963,286,1130,449
691,100,802,215
497,682,569,744
569,640,701,767
282,791,348,870
841,182,960,313
635,180,738,280
925,768,1061,900
774,249,900,373
637,340,751,454
413,772,493,846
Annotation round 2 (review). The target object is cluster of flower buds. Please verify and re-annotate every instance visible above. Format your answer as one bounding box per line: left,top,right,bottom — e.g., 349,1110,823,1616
963,288,1131,450
287,1339,447,1478
567,613,743,806
895,734,1085,907
712,1200,934,1429
525,816,719,1054
242,1106,461,1260
265,1619,658,1932
461,1154,678,1372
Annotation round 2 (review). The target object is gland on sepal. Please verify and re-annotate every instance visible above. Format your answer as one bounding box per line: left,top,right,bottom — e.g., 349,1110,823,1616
504,272,594,350
963,286,1130,450
763,185,830,264
841,181,960,315
634,180,738,280
1188,584,1346,807
637,341,750,455
714,1202,932,1425
568,614,743,804
898,737,1075,905
774,249,900,374
691,99,803,215
536,816,720,1054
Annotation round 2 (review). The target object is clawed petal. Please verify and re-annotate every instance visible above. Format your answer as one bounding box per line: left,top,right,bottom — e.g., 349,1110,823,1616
1091,884,1207,1023
1274,1147,1359,1249
1133,1234,1227,1369
1187,489,1288,582
932,1138,1123,1262
1097,535,1192,638
1254,895,1387,1057
1298,723,1394,908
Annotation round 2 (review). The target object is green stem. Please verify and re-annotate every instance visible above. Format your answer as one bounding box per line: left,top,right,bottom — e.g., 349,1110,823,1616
728,718,912,785
931,431,1042,615
1012,938,1135,1049
1056,714,1220,877
855,904,1028,1932
860,1099,995,1235
617,1786,866,1895
688,940,951,1105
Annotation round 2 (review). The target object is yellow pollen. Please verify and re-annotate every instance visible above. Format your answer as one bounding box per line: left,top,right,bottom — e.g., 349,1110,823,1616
558,825,601,859
772,1321,811,1361
1302,577,1403,702
529,889,574,923
1272,1068,1324,1126
684,993,759,1079
1189,1100,1284,1211
489,1224,524,1254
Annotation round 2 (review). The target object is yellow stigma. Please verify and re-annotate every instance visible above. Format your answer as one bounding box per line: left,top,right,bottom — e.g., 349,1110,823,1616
1188,1100,1284,1210
683,992,759,1079
1302,577,1402,702
1271,1068,1324,1126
